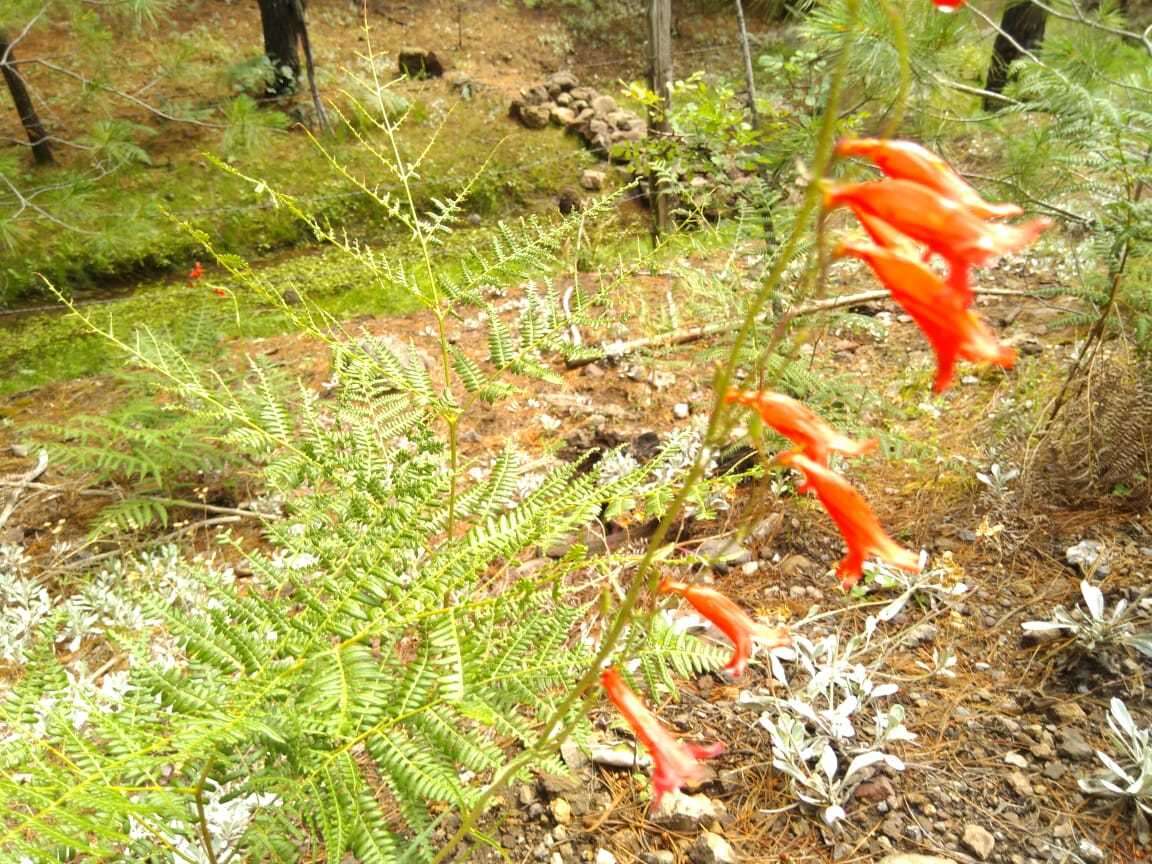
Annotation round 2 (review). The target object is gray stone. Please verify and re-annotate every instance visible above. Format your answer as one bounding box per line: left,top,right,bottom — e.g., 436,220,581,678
688,831,737,864
878,856,961,864
1066,539,1110,575
1057,728,1094,760
555,91,572,106
651,791,720,832
1077,838,1106,863
591,95,618,116
546,71,579,92
580,169,607,191
1004,751,1029,768
590,745,649,769
551,106,577,126
1042,761,1067,780
641,853,675,864
961,824,995,860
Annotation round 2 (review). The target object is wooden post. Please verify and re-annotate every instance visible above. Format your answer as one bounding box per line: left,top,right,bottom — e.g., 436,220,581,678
733,0,759,129
647,0,673,236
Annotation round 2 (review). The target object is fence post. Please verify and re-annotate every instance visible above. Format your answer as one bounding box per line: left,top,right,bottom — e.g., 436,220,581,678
647,0,673,236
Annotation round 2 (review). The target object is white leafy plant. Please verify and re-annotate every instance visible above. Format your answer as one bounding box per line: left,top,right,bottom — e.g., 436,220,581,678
1079,698,1152,845
865,550,968,622
757,617,917,827
1022,580,1152,663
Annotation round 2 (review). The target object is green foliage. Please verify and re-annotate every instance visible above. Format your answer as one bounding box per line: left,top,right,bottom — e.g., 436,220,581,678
1001,19,1152,354
1,103,732,863
220,96,291,159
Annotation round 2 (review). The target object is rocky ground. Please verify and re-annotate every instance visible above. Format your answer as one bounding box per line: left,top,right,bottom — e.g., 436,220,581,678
4,237,1150,863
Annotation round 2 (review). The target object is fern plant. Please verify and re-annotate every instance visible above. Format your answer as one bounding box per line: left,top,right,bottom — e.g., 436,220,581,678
2,69,734,864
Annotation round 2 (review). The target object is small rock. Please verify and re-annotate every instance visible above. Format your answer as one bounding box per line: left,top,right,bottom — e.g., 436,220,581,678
1048,702,1087,724
546,71,579,93
1006,771,1034,798
1004,752,1029,768
881,813,906,841
779,553,815,579
696,536,752,566
590,95,618,116
540,773,582,797
1066,539,1110,575
580,169,607,191
528,802,546,820
519,783,539,806
515,103,552,130
550,798,573,826
853,776,896,803
1056,728,1094,761
590,745,649,769
1042,761,1067,780
651,791,719,832
901,623,938,646
551,853,564,864
1077,839,1106,863
877,855,961,864
688,831,737,864
594,850,617,864
961,824,996,860
551,106,577,126
673,402,690,420
642,853,675,864
560,739,590,772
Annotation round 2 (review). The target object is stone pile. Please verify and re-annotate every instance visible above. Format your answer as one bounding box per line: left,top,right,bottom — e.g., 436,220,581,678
508,71,647,159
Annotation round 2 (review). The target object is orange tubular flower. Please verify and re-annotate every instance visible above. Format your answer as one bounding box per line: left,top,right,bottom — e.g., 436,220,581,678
838,241,1016,391
776,451,920,589
659,578,791,678
724,388,877,469
824,180,1049,270
188,261,204,281
836,139,1021,220
600,667,725,809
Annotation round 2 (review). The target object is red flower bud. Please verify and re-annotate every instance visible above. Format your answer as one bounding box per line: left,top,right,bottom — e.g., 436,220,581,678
600,668,725,809
776,451,920,589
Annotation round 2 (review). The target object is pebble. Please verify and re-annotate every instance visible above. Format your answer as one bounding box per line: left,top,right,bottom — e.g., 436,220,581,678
1004,752,1028,768
1077,838,1106,863
688,831,737,864
673,402,690,419
961,824,996,860
1056,728,1094,760
877,856,961,864
1006,771,1034,798
641,853,675,864
651,791,721,832
594,850,617,864
1042,761,1067,780
550,798,573,826
1049,702,1088,724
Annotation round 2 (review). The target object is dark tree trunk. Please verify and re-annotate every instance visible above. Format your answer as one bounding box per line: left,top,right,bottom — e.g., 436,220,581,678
256,0,304,96
983,1,1048,111
0,32,53,166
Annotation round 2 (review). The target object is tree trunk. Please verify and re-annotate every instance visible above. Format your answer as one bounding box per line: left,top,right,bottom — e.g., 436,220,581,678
256,0,304,96
0,32,53,166
983,1,1048,111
